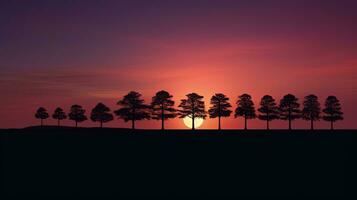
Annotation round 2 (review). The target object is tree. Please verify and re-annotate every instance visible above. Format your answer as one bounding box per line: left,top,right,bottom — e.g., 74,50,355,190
279,94,301,130
258,95,279,130
115,91,150,130
69,105,87,128
178,93,206,130
302,95,321,130
323,96,343,130
208,93,232,130
52,107,67,127
90,103,114,128
235,94,256,130
35,107,49,127
151,90,177,130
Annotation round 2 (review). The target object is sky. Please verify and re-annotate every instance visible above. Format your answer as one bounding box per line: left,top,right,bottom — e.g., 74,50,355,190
0,0,356,129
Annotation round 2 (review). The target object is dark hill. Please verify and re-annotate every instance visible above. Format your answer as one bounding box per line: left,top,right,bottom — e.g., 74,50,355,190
1,128,357,199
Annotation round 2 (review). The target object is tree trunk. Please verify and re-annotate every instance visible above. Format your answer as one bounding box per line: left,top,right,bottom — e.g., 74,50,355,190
100,121,103,128
288,106,291,130
192,116,195,130
311,119,314,130
331,121,334,130
244,115,247,130
132,119,135,130
41,119,43,127
75,121,78,128
58,119,60,127
267,120,270,130
218,116,221,130
161,105,164,130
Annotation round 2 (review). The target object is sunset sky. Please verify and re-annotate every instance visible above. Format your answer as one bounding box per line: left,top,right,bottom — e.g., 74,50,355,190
1,0,356,129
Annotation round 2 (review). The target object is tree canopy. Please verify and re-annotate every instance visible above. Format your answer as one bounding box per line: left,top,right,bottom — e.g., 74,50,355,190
302,95,321,130
151,90,177,130
279,94,301,130
258,95,279,130
115,91,150,129
208,93,232,130
235,94,256,130
69,104,88,127
178,93,206,130
52,107,67,127
35,107,49,126
323,96,343,130
91,103,114,128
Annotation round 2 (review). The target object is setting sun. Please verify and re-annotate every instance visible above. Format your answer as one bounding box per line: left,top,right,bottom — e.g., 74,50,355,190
183,116,204,129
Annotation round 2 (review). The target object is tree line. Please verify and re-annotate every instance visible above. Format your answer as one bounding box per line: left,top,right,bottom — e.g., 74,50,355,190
35,91,344,130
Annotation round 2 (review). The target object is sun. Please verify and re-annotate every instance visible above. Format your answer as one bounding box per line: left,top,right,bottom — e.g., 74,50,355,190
183,116,204,129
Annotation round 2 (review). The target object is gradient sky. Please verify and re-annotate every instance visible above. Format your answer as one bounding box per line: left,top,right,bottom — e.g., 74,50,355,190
1,0,357,129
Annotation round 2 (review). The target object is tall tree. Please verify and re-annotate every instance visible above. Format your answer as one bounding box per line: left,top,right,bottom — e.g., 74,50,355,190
151,90,177,130
178,93,206,130
258,95,279,130
323,96,343,130
279,94,301,130
302,95,321,130
35,107,49,127
90,103,114,128
208,93,232,130
115,91,150,130
235,94,256,130
69,105,87,128
52,107,67,127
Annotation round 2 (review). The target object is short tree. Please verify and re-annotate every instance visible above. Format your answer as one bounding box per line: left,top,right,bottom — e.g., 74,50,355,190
151,90,177,130
208,93,232,130
323,96,343,130
115,91,150,130
90,103,114,128
302,95,321,130
235,94,256,130
52,107,67,127
258,95,279,130
279,94,301,130
69,105,88,128
35,107,49,127
178,93,207,130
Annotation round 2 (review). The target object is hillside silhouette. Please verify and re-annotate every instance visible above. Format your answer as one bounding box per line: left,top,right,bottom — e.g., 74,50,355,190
1,128,356,198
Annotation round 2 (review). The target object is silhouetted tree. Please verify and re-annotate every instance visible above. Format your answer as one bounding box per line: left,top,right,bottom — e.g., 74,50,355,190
258,95,279,130
115,91,150,130
279,94,301,130
52,107,67,127
90,103,114,128
208,93,232,130
35,107,49,127
69,105,87,128
178,93,206,130
323,96,343,130
235,94,256,130
302,95,321,130
151,90,177,130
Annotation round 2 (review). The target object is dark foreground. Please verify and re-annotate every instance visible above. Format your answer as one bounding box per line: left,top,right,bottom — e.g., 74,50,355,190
1,128,357,199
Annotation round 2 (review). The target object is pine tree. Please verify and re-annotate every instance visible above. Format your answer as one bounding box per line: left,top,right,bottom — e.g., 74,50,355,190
52,107,67,127
323,96,343,130
115,91,150,130
90,103,114,128
235,94,256,130
302,95,321,130
178,93,206,130
151,90,177,130
258,95,279,130
208,93,232,130
35,107,49,127
69,105,87,128
279,94,301,130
